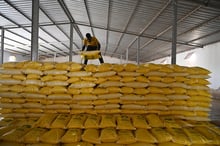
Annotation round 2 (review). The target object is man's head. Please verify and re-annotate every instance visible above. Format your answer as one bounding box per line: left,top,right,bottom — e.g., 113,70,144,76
86,33,91,39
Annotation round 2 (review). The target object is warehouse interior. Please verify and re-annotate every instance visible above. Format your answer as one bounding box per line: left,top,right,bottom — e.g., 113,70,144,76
1,0,220,146
0,0,220,62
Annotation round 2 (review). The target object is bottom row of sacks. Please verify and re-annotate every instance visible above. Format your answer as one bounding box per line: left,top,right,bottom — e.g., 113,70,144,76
0,115,220,146
0,141,219,146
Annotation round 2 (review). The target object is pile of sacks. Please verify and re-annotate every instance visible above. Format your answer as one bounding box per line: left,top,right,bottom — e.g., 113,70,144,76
0,61,219,146
0,113,220,146
0,61,212,121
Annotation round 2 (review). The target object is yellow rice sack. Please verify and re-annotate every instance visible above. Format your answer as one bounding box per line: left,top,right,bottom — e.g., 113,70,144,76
117,130,136,144
22,61,42,69
158,142,185,146
98,93,122,99
100,128,118,142
162,118,181,128
166,128,191,145
0,125,32,142
67,88,80,95
84,114,101,129
112,64,124,72
134,88,149,94
62,142,93,146
118,71,141,77
120,76,136,82
34,114,57,128
124,82,148,88
82,129,101,144
61,129,82,143
120,87,134,94
0,68,22,75
183,127,209,144
99,115,116,128
146,114,164,127
67,71,92,77
12,74,26,80
0,141,25,146
80,50,101,60
127,142,156,146
107,75,121,81
96,143,124,146
23,85,39,93
44,69,67,75
69,63,83,71
116,115,135,130
66,114,87,129
135,129,157,143
69,81,96,88
98,81,123,87
84,64,97,72
97,63,112,72
93,88,109,94
0,78,21,85
131,115,151,129
40,62,55,71
73,94,97,100
47,94,72,100
50,114,72,129
123,63,138,72
40,128,65,144
107,87,121,93
1,62,17,68
93,71,116,77
22,127,48,143
80,88,94,94
23,79,44,86
151,128,172,143
55,62,71,70
136,76,150,83
194,126,220,145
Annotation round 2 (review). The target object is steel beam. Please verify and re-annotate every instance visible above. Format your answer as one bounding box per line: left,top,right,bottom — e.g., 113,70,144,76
136,37,140,64
1,28,5,64
171,0,177,64
69,23,73,62
31,0,39,61
84,0,94,36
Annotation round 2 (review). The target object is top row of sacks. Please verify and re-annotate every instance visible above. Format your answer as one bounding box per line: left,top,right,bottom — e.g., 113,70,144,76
0,61,211,75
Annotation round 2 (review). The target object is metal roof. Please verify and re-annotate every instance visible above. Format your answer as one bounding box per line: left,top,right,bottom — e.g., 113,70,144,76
0,0,220,62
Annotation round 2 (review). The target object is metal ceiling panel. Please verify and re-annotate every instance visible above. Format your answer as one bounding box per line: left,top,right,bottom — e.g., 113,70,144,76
1,0,220,63
40,0,69,23
0,0,31,27
109,0,138,30
64,0,89,24
86,0,109,28
0,15,15,27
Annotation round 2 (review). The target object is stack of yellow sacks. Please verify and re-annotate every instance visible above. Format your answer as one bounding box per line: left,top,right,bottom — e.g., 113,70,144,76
0,61,219,146
0,62,212,121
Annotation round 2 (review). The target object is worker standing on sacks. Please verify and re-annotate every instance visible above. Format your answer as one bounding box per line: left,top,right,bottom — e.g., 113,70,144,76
82,33,104,65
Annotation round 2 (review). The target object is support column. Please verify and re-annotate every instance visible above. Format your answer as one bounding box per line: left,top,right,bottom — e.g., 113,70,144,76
171,0,177,64
126,49,128,63
0,28,4,64
31,0,39,61
69,23,73,62
136,36,140,64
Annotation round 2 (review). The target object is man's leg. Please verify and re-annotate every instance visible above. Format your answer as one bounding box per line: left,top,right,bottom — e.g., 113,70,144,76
99,54,104,64
84,59,88,65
